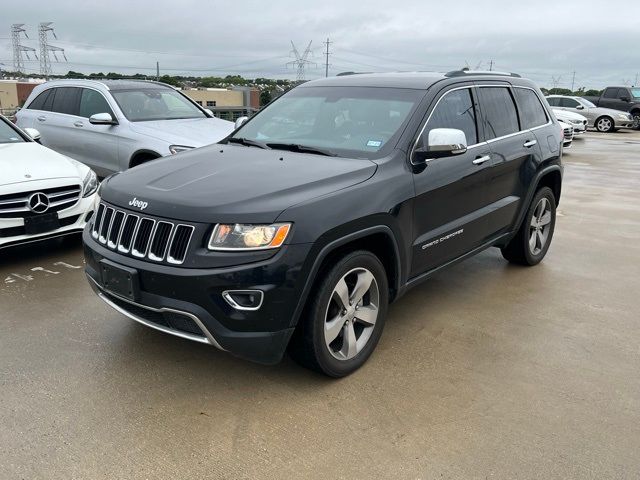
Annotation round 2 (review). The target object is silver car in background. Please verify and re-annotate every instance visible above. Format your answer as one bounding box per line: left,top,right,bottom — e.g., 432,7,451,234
16,80,234,176
546,95,634,133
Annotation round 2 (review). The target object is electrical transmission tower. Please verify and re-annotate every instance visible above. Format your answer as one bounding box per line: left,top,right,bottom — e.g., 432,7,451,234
11,24,37,74
287,41,315,82
39,22,67,79
551,75,562,89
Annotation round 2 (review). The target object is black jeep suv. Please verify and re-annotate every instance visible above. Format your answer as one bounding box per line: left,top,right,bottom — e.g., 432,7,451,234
83,71,563,377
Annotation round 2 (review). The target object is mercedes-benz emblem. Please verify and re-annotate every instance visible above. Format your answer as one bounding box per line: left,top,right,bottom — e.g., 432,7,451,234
28,192,50,214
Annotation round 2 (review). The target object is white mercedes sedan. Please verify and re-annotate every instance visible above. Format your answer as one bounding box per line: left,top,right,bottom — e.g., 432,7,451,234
0,115,98,250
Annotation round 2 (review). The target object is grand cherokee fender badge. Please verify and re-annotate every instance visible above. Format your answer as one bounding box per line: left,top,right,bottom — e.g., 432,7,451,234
422,228,464,250
129,197,148,211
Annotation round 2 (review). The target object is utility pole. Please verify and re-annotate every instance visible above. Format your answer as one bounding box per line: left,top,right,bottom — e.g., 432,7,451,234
323,38,332,77
570,71,576,92
39,22,67,80
11,24,37,75
488,59,493,71
156,61,160,81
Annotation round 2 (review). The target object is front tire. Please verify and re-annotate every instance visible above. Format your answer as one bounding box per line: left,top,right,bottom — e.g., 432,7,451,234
595,116,614,133
501,187,556,266
289,250,388,377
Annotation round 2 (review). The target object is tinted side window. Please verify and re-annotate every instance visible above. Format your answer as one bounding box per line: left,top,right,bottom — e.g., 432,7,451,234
515,88,548,129
424,88,478,145
79,89,114,118
478,87,520,139
560,97,580,108
603,88,618,99
50,87,81,115
546,97,560,107
27,90,52,111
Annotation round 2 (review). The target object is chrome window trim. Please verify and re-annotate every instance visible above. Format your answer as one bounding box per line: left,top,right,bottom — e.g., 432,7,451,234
410,85,480,164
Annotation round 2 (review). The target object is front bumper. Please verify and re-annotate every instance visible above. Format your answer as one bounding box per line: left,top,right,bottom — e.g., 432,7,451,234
0,193,96,249
83,228,312,365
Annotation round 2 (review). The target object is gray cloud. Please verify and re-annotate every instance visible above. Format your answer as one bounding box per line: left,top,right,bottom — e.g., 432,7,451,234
2,0,639,88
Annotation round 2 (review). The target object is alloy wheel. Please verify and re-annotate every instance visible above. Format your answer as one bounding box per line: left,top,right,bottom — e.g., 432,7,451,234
597,118,612,132
529,197,552,255
323,267,380,361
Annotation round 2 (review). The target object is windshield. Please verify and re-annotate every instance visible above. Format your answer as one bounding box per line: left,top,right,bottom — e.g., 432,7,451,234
577,97,596,108
111,88,206,122
0,119,25,144
631,88,640,99
233,86,423,157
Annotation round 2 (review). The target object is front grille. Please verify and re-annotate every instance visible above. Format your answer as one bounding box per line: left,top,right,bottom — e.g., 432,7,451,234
0,214,80,238
563,127,573,140
92,202,194,265
0,184,81,219
104,292,205,338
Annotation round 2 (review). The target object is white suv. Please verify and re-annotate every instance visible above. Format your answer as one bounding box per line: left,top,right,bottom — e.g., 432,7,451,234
16,80,234,177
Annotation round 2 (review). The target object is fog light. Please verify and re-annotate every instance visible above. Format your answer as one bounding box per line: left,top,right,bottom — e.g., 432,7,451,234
222,290,264,311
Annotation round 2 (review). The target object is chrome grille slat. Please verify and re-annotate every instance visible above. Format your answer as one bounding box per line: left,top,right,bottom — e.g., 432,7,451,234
0,184,82,219
92,202,194,265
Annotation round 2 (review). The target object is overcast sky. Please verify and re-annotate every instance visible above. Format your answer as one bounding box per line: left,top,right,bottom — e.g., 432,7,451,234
2,0,639,89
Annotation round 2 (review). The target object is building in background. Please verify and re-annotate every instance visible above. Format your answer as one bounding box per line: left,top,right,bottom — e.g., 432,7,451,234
181,86,260,121
0,80,42,115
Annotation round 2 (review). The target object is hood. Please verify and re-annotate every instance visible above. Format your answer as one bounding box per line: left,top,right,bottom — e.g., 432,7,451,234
588,106,632,118
0,142,85,187
101,144,378,223
128,117,234,147
552,109,587,122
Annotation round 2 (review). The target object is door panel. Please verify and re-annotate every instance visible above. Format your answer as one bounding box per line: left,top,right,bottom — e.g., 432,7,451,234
410,86,494,277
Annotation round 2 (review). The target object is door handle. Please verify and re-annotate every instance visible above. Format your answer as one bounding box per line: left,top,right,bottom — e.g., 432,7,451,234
37,116,46,122
73,121,84,128
473,155,491,165
523,140,537,148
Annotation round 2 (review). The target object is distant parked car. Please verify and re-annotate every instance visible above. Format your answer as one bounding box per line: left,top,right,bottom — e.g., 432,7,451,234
546,95,634,133
0,115,98,249
584,86,640,129
553,109,587,135
15,80,234,177
558,120,573,148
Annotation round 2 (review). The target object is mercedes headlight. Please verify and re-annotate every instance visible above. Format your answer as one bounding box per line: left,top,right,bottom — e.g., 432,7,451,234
169,145,195,155
82,169,99,198
208,223,291,251
616,113,631,120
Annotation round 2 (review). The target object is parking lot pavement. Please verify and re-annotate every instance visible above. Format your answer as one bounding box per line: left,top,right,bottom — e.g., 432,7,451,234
1,130,639,480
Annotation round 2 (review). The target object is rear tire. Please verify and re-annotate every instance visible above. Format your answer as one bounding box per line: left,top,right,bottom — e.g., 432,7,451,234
289,250,388,377
631,110,640,130
595,116,614,133
501,187,556,266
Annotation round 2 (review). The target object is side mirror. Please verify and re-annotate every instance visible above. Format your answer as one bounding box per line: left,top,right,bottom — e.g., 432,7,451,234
235,116,249,129
89,113,116,125
413,128,467,163
576,105,585,110
24,127,41,142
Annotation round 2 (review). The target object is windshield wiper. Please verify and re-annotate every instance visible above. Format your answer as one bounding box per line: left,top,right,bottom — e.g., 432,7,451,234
227,137,269,149
266,143,337,157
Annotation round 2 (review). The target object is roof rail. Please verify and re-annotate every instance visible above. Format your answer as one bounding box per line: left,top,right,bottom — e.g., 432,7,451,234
336,71,372,77
445,70,522,78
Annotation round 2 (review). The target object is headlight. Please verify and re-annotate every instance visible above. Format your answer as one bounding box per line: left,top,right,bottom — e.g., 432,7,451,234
169,145,195,155
616,113,630,120
82,169,99,198
208,223,291,251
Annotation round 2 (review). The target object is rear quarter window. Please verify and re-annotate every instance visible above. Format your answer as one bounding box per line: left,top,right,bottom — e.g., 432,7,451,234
514,88,548,129
26,89,53,111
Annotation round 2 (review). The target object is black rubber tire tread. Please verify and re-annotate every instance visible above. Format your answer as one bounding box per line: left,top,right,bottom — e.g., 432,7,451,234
289,250,388,377
501,187,556,266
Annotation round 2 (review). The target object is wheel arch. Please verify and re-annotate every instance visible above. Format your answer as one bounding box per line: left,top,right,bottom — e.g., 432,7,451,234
129,149,161,169
289,225,403,329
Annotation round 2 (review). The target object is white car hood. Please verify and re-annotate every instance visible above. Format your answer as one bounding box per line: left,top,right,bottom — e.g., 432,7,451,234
128,117,234,147
553,109,587,122
0,142,85,187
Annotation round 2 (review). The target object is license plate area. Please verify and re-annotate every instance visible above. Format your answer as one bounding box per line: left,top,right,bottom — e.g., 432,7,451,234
24,212,60,235
99,259,139,301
